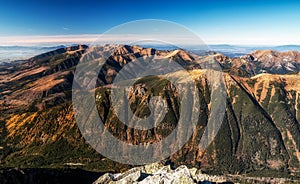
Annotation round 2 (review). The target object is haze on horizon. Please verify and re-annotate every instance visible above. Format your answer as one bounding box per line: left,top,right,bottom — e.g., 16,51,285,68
0,0,300,45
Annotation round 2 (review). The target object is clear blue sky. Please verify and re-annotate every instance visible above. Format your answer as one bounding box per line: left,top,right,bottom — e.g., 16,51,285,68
0,0,300,45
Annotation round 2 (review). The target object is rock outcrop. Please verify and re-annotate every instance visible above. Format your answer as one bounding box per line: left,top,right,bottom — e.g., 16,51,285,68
94,163,297,184
93,163,230,184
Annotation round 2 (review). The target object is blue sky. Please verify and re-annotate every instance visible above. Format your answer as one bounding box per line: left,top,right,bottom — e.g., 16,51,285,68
0,0,300,45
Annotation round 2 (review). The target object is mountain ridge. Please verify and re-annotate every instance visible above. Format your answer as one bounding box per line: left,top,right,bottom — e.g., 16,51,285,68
1,44,300,180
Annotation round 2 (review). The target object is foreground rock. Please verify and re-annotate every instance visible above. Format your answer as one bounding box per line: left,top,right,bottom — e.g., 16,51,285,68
94,163,300,184
93,163,231,184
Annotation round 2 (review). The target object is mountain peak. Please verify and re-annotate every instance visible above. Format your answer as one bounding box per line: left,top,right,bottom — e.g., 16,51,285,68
251,49,300,61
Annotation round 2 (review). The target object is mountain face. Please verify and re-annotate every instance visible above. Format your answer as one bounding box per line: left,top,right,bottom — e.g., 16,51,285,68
217,50,300,77
1,45,300,178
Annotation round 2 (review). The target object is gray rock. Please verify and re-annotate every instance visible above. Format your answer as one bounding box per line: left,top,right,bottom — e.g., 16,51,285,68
93,173,114,184
93,164,230,184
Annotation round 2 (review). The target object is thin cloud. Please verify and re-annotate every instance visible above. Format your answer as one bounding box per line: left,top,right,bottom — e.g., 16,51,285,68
0,34,299,46
0,34,204,46
0,35,98,46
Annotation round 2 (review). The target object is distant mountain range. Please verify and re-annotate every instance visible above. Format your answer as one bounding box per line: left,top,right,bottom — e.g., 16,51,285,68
140,44,300,58
207,44,300,57
2,44,300,63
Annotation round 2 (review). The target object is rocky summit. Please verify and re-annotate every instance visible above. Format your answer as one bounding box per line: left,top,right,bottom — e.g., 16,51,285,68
1,44,300,182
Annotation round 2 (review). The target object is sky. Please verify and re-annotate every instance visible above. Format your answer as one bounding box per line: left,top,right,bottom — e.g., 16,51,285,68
0,0,300,45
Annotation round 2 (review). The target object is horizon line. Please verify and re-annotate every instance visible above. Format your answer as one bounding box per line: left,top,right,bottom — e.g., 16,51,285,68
0,34,300,47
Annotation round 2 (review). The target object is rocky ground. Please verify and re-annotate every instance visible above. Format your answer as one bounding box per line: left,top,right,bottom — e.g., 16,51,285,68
93,163,298,184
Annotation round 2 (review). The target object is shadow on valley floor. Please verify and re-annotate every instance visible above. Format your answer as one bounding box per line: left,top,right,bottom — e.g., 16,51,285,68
0,168,104,184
